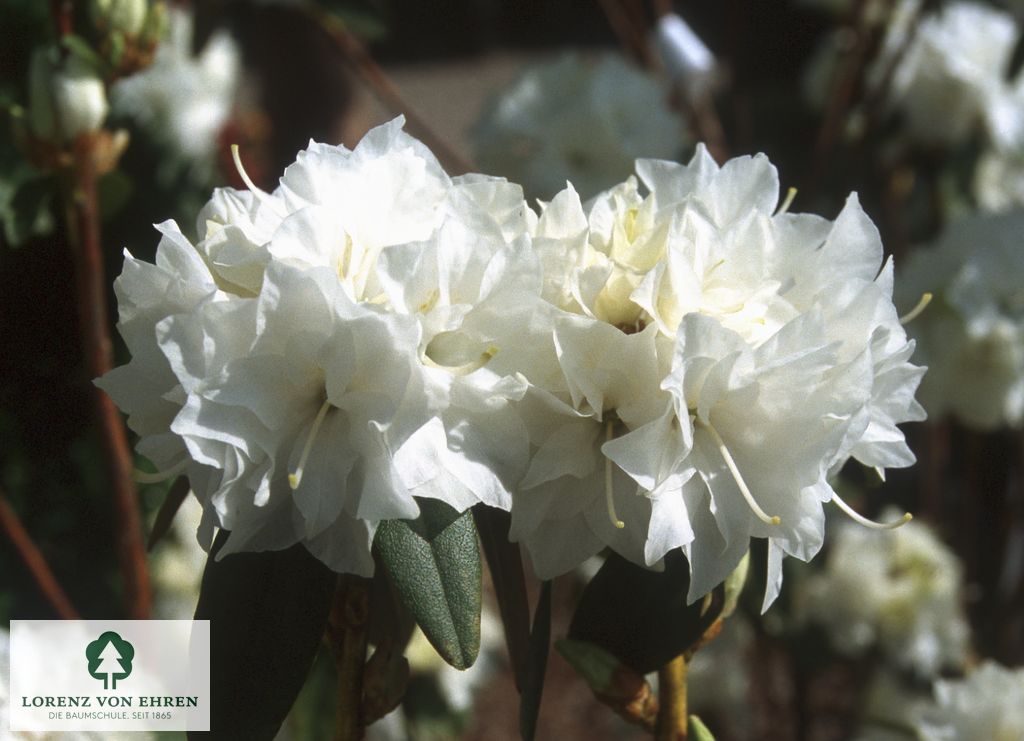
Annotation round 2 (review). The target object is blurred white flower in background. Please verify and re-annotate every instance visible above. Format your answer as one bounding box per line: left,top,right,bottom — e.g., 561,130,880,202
872,1,1024,148
915,662,1024,740
472,53,688,200
110,5,239,177
799,509,969,677
899,211,1024,430
974,149,1024,213
852,669,935,741
27,46,108,145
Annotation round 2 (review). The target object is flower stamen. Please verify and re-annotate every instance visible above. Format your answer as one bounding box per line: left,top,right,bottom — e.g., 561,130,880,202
289,398,332,490
230,144,284,218
832,491,912,530
899,292,933,325
133,458,188,484
776,186,798,215
700,418,781,526
605,419,625,529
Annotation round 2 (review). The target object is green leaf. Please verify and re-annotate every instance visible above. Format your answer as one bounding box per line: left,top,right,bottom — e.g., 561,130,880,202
2,172,55,248
567,551,723,674
376,498,481,670
519,580,551,741
61,35,108,76
97,170,133,222
688,714,717,741
145,475,190,551
190,531,336,741
473,506,530,690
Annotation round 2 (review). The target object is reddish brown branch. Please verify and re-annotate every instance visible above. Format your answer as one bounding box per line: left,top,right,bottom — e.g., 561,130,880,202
804,0,873,195
0,488,79,619
49,0,72,40
63,135,151,619
303,4,475,176
597,0,657,69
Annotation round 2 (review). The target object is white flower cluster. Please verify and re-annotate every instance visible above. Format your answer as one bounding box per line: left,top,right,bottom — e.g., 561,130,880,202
799,510,969,676
110,6,239,171
472,53,688,200
99,117,924,609
915,662,1024,740
899,212,1024,430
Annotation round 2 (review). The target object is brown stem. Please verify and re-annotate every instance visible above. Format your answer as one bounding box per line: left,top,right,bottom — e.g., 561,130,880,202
61,135,151,619
329,575,371,741
655,654,688,740
804,0,873,197
0,487,79,619
301,4,475,176
597,0,656,69
50,0,72,39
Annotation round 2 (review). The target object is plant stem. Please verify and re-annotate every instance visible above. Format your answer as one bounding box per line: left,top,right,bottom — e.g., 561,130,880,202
655,654,688,740
62,135,151,619
0,487,79,619
330,574,370,741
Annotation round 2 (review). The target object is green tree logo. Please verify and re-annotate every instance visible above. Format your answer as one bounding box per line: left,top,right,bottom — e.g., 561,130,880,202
85,631,134,690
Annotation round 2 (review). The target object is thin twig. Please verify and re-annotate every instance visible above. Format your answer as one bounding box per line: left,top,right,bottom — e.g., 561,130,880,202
804,0,873,197
62,134,151,619
655,654,688,740
49,0,72,39
301,3,475,176
597,0,657,68
0,487,79,619
600,0,729,162
329,575,371,741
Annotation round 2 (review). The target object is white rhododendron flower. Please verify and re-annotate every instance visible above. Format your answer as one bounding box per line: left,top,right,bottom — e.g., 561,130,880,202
915,662,1024,740
899,211,1024,430
799,510,969,676
100,116,923,606
872,1,1024,147
111,6,239,169
472,53,688,199
512,145,924,608
974,149,1024,212
99,117,539,573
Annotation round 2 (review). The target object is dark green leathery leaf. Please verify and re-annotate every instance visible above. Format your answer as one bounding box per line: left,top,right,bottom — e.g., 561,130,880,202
190,530,336,741
375,497,481,670
568,550,724,674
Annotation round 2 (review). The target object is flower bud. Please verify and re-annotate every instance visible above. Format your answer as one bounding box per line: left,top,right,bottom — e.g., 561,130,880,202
28,47,109,145
90,0,149,37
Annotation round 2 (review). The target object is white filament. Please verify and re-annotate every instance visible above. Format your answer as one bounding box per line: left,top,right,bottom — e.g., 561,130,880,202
133,458,188,484
777,187,798,215
230,144,284,217
605,420,625,529
832,491,912,530
288,399,332,490
700,419,781,526
899,292,933,325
